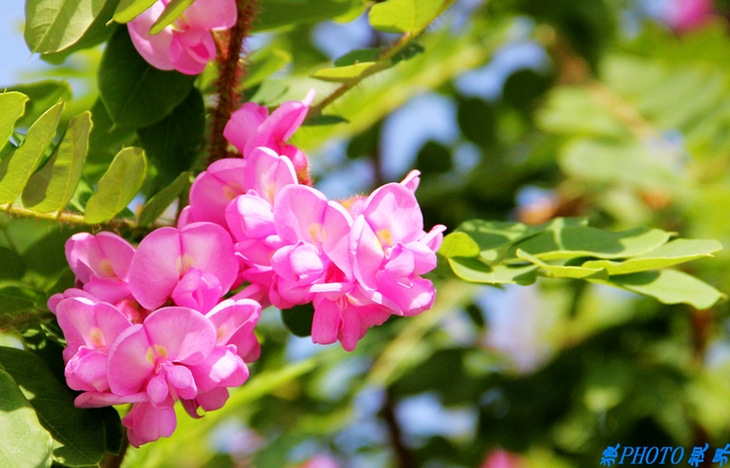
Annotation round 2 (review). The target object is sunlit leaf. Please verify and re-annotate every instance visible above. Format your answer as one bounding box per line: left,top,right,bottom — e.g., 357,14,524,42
6,81,71,129
596,270,725,309
0,347,106,466
0,92,29,147
24,0,107,53
22,112,92,213
114,0,157,23
149,0,195,35
0,101,65,205
84,147,146,223
98,27,196,128
368,0,453,35
516,249,608,279
312,62,387,83
448,257,538,285
0,368,53,468
255,0,355,31
582,239,723,275
439,232,480,258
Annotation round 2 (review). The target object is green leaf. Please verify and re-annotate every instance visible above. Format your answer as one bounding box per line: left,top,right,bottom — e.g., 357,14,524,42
113,0,156,22
368,0,451,35
0,101,65,205
22,111,92,213
98,26,196,128
0,347,106,466
582,239,723,275
333,48,381,66
138,171,191,227
596,270,725,309
312,61,386,83
244,48,292,88
0,92,29,147
448,257,538,285
507,226,671,261
7,81,71,129
0,368,53,468
439,232,480,258
42,1,119,65
24,0,108,54
149,0,195,35
136,87,204,185
84,147,146,223
516,249,608,280
281,303,315,337
254,0,355,31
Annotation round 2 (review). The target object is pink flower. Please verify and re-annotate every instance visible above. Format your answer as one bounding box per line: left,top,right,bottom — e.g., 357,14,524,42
224,90,316,182
349,171,445,316
667,0,715,32
128,222,238,311
128,0,236,75
64,232,135,303
480,449,524,468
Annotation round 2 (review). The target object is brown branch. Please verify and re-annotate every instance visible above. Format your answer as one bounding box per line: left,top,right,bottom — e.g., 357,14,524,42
100,428,130,468
208,0,260,164
381,388,417,468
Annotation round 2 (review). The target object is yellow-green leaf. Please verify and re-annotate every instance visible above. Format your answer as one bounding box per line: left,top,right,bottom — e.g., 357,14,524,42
0,101,65,205
149,0,195,35
0,92,29,147
368,0,453,35
113,0,157,23
84,147,146,223
22,112,92,213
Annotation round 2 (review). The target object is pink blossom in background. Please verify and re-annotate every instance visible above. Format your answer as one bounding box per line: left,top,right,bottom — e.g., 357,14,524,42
128,0,237,75
666,0,715,32
480,449,525,468
224,89,316,182
299,454,341,468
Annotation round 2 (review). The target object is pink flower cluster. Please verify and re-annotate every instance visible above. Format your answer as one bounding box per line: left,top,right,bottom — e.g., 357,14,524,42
50,90,444,446
128,0,236,75
49,226,260,447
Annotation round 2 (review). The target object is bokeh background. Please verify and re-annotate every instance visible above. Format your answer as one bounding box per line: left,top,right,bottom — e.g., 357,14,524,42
7,0,730,467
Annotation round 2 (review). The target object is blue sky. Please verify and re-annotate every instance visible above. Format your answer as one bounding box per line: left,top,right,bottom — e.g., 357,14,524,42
0,3,48,88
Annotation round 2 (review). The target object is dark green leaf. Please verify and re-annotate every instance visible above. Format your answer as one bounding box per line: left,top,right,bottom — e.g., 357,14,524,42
24,0,107,54
0,368,53,468
255,0,355,31
84,147,147,223
0,101,65,205
98,26,196,128
0,347,106,466
281,303,315,337
136,87,204,185
138,171,191,227
302,114,349,126
22,112,92,213
333,48,381,67
312,61,385,83
149,0,195,35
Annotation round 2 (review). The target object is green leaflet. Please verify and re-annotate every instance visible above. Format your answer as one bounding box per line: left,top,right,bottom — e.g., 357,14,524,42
369,0,453,35
24,0,107,54
22,112,93,213
0,368,53,468
595,270,725,309
0,101,65,205
0,347,107,466
0,92,29,147
448,257,538,285
98,27,196,128
254,0,355,31
439,231,480,258
84,147,146,223
113,0,156,22
149,0,195,35
582,239,723,275
138,171,191,227
311,62,385,83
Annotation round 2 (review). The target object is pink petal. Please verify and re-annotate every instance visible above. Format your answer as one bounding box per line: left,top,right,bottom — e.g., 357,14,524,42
226,193,276,242
179,222,238,293
189,158,248,226
171,268,223,312
349,216,384,289
243,147,298,204
127,3,174,71
224,103,268,154
96,232,135,280
229,329,261,362
107,325,154,395
206,299,261,345
311,297,341,346
65,350,108,392
184,0,237,30
273,185,329,244
123,402,177,447
129,227,182,309
399,170,421,192
143,307,216,365
74,390,148,408
363,184,423,245
322,202,353,278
